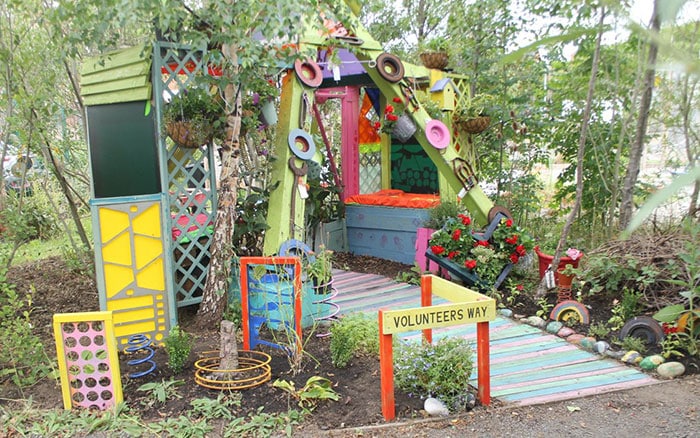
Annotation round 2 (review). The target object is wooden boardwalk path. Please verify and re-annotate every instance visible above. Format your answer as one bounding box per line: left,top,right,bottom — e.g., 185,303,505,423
332,270,662,406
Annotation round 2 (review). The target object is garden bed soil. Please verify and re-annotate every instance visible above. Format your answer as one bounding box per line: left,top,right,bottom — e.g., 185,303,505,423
2,252,699,436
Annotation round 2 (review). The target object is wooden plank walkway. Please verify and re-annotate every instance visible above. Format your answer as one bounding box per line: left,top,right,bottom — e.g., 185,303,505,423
333,270,662,406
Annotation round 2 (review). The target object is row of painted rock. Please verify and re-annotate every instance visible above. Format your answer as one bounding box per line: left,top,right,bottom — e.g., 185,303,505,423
498,310,686,379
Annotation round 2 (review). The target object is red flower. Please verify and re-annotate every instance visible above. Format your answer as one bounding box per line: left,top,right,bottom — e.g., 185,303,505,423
452,229,462,240
509,253,520,264
505,235,518,245
516,284,524,291
505,218,513,227
431,245,445,255
392,96,403,103
465,259,477,270
447,251,458,260
373,121,381,130
385,104,394,113
474,240,489,247
458,214,471,226
387,113,399,122
516,244,526,255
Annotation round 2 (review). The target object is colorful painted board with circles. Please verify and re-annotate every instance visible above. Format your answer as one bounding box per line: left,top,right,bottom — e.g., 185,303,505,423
53,311,123,410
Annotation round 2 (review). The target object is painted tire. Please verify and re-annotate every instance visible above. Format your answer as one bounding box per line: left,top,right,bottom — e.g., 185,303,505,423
376,53,404,83
333,35,364,45
488,205,513,223
619,316,665,345
294,58,323,88
287,128,317,161
550,300,590,325
278,239,315,264
425,120,450,149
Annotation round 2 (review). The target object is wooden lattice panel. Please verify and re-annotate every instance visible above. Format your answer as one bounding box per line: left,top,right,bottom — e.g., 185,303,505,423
53,312,123,410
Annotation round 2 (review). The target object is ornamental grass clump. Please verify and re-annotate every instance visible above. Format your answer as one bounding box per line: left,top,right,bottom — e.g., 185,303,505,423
394,337,474,411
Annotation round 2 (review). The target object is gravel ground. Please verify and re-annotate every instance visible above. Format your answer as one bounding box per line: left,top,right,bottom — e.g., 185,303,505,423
307,374,699,437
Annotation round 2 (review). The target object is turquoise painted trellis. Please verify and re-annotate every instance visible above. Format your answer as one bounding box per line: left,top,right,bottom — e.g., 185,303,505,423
152,42,218,307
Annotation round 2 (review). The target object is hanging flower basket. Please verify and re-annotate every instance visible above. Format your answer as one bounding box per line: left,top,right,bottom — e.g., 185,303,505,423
456,116,491,134
419,52,449,70
166,120,214,149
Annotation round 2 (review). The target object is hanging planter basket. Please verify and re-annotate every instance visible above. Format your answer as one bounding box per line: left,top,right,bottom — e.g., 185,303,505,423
166,120,214,149
419,52,449,70
456,116,491,134
392,114,417,143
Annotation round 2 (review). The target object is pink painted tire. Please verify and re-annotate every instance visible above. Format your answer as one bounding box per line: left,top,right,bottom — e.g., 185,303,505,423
425,120,450,149
550,300,590,325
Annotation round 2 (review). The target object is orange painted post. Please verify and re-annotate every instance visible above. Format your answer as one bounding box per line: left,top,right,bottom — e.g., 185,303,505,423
378,310,395,421
240,260,251,350
477,321,490,405
421,275,433,344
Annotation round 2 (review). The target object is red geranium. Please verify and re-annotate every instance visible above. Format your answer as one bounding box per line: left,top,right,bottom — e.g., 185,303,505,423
475,240,489,247
465,259,477,270
447,251,459,259
505,235,518,245
509,253,520,264
505,218,513,227
392,96,403,103
452,229,462,240
516,244,526,256
387,113,399,122
431,245,445,255
385,104,394,113
458,214,471,226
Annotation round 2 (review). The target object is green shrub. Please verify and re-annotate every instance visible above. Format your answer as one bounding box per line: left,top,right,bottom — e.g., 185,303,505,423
0,274,54,387
394,337,474,411
163,326,192,373
329,313,380,368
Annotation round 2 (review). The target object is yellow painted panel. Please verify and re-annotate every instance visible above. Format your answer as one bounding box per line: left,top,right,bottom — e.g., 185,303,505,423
103,264,134,298
98,208,130,243
136,258,165,291
113,307,158,327
381,301,496,335
102,232,133,266
132,203,162,238
134,235,163,270
114,320,156,341
105,294,154,311
428,275,490,303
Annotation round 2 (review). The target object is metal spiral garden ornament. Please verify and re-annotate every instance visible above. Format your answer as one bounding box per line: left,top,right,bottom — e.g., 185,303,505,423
125,334,156,378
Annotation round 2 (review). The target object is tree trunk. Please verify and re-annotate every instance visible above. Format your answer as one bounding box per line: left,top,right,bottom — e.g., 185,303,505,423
536,7,606,297
195,43,242,331
219,320,239,371
619,0,661,229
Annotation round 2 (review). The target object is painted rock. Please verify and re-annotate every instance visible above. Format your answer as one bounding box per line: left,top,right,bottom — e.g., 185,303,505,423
567,334,586,344
498,309,513,318
546,321,564,334
557,326,576,338
579,337,597,351
424,397,450,416
639,355,665,371
593,341,610,354
621,350,643,364
657,361,685,378
526,316,546,328
604,349,625,359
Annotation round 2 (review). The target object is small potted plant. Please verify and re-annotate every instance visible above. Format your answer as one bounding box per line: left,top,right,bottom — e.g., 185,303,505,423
452,93,496,134
419,36,449,70
306,245,334,294
163,85,225,148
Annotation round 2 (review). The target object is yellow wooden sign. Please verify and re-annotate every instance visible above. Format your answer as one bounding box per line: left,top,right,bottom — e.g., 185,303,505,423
381,300,496,334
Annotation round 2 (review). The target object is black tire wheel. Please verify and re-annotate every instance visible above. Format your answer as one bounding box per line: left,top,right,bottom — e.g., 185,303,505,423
376,53,404,83
619,315,665,346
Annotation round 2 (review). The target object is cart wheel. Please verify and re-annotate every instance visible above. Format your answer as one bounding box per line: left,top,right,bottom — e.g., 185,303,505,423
376,53,404,83
619,316,664,345
550,300,590,325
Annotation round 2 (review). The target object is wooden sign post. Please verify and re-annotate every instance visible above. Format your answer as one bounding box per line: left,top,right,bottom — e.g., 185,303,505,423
379,274,496,420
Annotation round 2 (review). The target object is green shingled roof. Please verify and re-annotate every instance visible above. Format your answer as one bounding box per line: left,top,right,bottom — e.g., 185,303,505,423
81,45,152,106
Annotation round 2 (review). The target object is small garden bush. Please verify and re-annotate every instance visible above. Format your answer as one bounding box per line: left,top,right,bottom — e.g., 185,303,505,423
394,337,474,411
329,313,380,368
